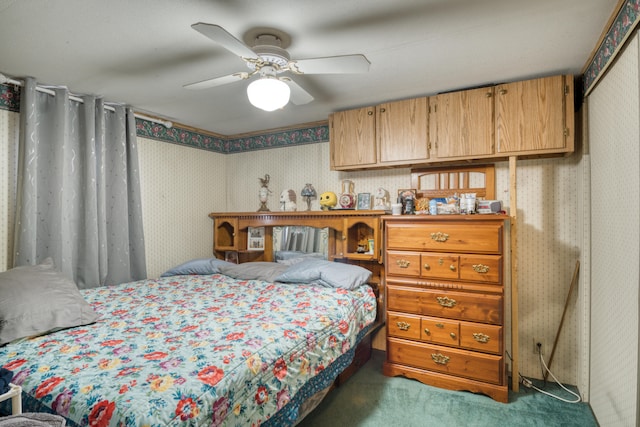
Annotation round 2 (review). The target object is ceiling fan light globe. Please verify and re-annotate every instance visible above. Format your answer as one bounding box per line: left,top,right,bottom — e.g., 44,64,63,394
247,77,290,111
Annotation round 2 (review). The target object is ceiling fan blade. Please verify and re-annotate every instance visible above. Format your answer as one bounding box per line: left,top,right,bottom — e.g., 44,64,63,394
292,54,370,74
282,78,314,105
184,73,248,90
191,23,259,60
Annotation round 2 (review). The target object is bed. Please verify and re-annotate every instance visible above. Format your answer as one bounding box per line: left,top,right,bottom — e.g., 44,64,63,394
0,257,377,426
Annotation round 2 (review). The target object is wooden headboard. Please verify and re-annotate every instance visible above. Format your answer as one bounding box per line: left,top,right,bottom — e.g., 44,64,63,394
209,210,387,332
410,164,495,200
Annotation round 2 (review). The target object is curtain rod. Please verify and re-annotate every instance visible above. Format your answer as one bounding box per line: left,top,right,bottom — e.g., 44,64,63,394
0,73,173,129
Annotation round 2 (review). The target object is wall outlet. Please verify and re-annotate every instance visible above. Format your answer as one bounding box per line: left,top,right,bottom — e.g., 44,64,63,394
533,338,543,355
533,339,543,354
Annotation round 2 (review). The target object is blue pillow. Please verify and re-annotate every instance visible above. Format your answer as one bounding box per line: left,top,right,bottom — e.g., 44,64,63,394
275,259,372,290
160,258,234,277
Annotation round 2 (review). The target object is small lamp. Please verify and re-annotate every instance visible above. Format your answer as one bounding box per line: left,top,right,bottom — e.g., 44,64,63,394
247,76,290,111
300,183,317,211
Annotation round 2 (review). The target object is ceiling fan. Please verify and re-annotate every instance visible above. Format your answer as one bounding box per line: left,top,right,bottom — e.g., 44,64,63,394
184,23,371,111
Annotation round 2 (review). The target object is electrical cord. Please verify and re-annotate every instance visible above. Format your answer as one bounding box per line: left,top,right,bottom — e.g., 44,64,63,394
519,346,582,404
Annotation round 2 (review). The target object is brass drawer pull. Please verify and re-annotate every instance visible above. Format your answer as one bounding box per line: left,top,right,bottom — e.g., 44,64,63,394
473,332,491,343
450,332,457,339
396,321,411,331
424,328,430,335
436,296,456,308
449,265,456,271
435,323,444,328
472,264,490,273
423,263,430,270
396,259,410,268
430,232,449,242
431,353,450,365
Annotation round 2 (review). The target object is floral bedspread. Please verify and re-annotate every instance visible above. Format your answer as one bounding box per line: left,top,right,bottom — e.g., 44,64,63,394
0,274,376,426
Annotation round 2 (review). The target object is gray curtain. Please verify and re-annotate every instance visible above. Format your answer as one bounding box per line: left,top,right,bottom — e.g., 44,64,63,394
13,78,146,288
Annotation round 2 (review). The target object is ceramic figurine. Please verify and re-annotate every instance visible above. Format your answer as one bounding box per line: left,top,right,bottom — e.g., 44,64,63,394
319,191,337,210
373,187,391,211
280,189,297,211
257,174,271,212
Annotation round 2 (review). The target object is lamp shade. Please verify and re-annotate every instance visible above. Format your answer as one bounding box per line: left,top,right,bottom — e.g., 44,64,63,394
247,77,290,111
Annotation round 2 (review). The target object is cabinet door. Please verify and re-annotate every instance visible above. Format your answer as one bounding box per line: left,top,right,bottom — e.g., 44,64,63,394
329,107,377,170
495,75,571,154
434,87,494,159
377,97,429,165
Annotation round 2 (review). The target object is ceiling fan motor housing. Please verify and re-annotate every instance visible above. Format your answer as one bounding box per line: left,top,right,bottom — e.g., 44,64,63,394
247,39,291,72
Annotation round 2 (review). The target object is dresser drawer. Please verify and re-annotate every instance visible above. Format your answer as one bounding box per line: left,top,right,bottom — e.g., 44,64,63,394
387,285,503,324
387,337,503,384
459,255,502,284
387,251,421,277
459,321,502,354
386,222,502,253
421,316,459,346
421,253,459,280
387,312,422,340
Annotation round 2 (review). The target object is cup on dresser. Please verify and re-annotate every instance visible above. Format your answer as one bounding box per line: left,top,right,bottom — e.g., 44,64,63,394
391,203,402,215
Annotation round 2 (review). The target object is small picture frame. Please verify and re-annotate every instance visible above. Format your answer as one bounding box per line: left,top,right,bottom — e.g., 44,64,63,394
356,193,371,210
225,251,239,264
247,227,265,251
397,189,417,201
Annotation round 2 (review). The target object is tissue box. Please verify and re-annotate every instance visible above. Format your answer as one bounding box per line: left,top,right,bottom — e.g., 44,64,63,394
477,200,502,214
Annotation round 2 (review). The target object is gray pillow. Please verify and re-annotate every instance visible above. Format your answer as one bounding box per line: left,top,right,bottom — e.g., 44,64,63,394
274,259,372,290
160,258,234,277
0,258,99,345
218,262,290,283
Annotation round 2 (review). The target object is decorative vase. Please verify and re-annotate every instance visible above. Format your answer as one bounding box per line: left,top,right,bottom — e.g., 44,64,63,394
339,179,356,209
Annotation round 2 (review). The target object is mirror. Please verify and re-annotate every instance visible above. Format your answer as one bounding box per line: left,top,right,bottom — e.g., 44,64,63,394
273,226,329,261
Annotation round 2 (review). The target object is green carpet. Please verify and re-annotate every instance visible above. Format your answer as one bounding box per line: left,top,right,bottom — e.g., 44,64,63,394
299,350,597,427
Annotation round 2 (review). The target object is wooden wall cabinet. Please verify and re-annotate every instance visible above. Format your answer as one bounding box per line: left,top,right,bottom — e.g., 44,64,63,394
330,74,574,170
330,98,429,170
376,97,430,166
329,106,377,170
432,86,495,160
495,75,574,155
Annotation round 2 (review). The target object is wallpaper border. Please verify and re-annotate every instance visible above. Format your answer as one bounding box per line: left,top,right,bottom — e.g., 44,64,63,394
583,0,640,95
0,83,328,154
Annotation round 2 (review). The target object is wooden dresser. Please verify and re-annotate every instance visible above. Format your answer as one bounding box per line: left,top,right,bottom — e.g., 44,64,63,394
382,215,510,402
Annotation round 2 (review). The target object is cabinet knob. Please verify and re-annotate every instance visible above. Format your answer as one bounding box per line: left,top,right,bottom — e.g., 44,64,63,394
380,107,386,113
449,265,456,271
499,88,507,95
367,110,373,115
485,92,492,98
424,328,431,335
423,263,430,270
450,332,457,340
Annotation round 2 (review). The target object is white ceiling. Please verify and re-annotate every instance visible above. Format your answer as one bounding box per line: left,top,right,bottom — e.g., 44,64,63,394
0,0,618,136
